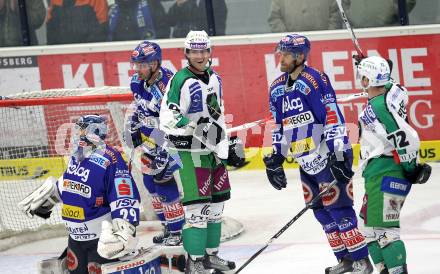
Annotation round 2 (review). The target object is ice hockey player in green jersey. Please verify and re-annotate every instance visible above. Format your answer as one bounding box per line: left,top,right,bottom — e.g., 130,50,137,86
160,30,238,274
356,56,431,274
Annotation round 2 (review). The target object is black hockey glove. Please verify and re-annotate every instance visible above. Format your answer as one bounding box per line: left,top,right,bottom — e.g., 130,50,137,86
327,152,354,184
193,117,226,149
263,153,287,190
404,163,431,184
227,136,246,167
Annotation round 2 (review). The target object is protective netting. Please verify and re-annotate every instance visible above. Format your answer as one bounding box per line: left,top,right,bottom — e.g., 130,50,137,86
0,87,157,243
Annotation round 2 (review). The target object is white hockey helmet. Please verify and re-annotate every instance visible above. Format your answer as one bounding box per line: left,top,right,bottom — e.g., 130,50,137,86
357,56,391,89
184,30,211,53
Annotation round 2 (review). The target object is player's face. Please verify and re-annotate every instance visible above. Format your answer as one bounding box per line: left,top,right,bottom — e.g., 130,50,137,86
277,51,303,72
186,49,211,72
131,61,156,80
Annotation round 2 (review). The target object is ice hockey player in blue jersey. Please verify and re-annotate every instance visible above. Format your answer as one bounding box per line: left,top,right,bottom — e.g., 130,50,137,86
264,34,373,274
19,114,141,273
125,40,185,246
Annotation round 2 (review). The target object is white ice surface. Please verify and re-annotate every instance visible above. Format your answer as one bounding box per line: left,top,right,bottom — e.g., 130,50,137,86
1,164,439,274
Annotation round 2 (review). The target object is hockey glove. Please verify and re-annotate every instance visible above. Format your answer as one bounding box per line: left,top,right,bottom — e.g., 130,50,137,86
18,176,61,219
193,117,226,151
263,153,287,190
97,218,138,260
327,152,354,184
140,148,169,176
227,136,246,167
404,163,431,184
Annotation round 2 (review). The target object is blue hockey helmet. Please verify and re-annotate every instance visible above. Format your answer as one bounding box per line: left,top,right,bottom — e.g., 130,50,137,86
276,34,311,60
75,114,108,144
130,41,162,64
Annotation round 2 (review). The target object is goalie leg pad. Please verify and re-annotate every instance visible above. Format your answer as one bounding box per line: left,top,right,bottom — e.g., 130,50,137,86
97,219,138,260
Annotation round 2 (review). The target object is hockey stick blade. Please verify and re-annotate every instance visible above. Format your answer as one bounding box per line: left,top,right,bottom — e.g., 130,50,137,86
234,180,338,273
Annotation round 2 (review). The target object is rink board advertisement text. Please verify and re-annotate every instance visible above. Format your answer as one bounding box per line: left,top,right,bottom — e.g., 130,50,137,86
0,30,438,149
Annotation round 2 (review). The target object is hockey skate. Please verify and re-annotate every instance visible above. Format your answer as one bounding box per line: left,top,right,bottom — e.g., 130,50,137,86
153,226,170,244
351,258,374,274
203,251,236,272
325,255,353,274
185,257,211,274
163,232,183,246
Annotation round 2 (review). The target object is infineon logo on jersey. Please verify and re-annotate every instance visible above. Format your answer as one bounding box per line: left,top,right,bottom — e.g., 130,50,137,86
62,204,85,220
282,110,314,129
115,178,133,198
63,179,91,198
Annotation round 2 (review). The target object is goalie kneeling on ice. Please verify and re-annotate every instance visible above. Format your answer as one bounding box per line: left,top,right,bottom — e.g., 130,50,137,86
101,245,186,274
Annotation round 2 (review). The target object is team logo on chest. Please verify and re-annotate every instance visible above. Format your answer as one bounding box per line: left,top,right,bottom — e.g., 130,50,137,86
66,160,90,182
283,97,304,112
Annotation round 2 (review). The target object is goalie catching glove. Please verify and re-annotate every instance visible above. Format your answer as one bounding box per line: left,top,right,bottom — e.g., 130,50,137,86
97,218,138,260
18,176,61,219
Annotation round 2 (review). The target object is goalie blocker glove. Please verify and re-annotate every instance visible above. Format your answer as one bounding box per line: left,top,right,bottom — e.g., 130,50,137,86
263,153,287,190
18,176,61,219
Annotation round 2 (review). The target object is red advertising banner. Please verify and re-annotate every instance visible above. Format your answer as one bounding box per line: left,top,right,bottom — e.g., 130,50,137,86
37,33,440,146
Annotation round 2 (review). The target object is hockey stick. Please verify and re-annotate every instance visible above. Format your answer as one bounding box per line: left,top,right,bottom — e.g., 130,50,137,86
337,92,367,102
227,92,366,134
335,0,365,58
234,180,338,274
226,116,272,134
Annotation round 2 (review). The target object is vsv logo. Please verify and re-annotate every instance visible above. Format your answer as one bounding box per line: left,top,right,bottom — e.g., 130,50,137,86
66,161,90,182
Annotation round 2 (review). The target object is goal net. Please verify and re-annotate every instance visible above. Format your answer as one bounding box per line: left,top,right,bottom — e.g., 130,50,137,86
0,87,243,251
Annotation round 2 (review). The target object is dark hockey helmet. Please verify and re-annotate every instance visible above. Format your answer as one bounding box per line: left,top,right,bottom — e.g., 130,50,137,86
276,34,311,60
130,41,162,64
75,114,108,144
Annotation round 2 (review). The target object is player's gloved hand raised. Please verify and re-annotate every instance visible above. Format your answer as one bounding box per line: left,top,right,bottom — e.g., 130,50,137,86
404,163,431,184
327,152,354,184
263,153,287,190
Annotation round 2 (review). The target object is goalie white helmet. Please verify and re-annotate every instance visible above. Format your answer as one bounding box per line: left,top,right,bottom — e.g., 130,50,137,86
357,56,391,89
184,30,211,53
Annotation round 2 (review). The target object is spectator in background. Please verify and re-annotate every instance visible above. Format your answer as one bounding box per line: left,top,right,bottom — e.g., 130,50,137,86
346,0,416,28
198,0,227,36
46,0,108,45
167,0,200,38
268,0,343,33
108,0,170,41
0,0,46,47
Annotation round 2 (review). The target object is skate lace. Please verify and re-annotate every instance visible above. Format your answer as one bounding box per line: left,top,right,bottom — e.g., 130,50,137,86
164,233,182,246
352,259,371,273
194,260,209,274
209,254,229,266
